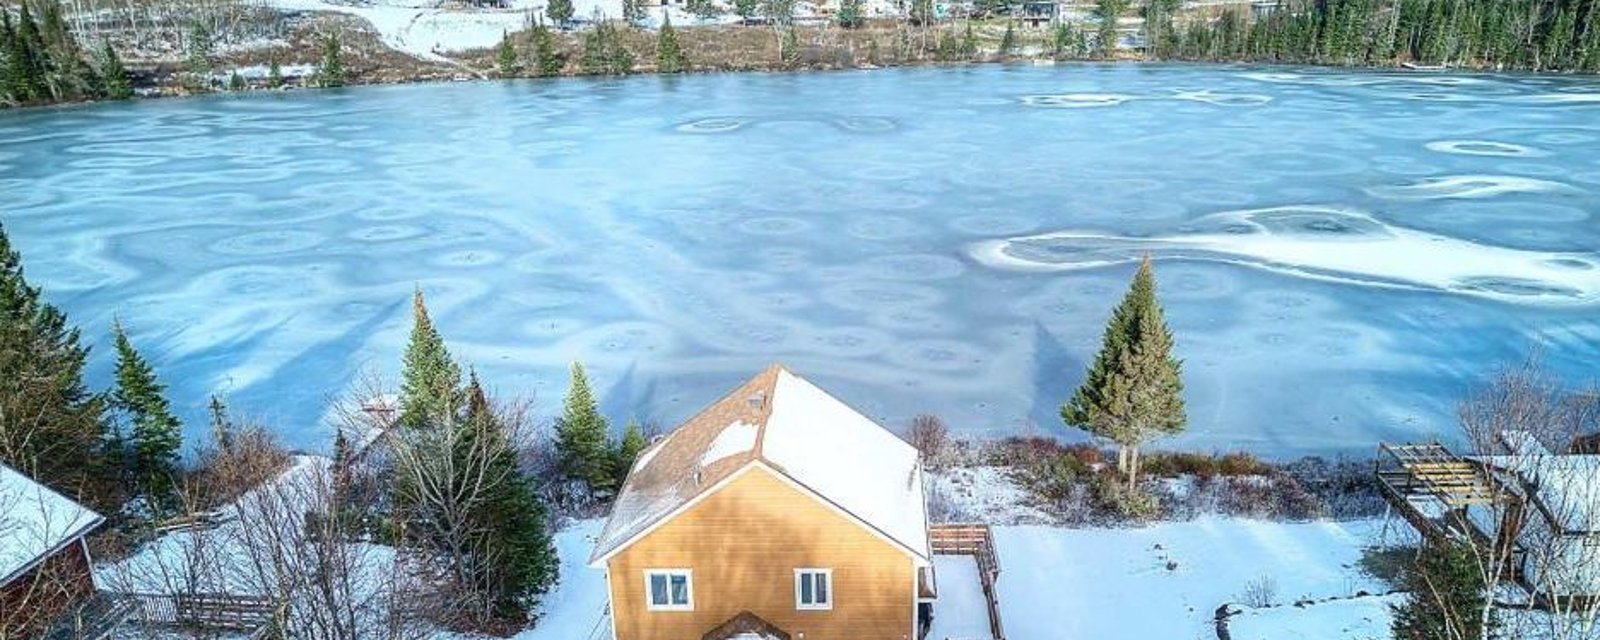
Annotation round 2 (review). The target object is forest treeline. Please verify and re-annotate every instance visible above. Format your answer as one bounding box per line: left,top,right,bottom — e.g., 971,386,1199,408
1148,0,1600,71
0,0,131,107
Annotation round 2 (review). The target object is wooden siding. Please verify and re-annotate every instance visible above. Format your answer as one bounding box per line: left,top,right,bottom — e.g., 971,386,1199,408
607,465,917,640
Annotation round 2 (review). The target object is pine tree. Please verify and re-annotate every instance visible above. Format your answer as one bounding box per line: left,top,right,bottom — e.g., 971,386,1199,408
998,21,1017,58
2,12,30,104
100,41,132,100
657,15,685,73
837,0,864,28
1093,0,1130,58
959,22,978,60
207,394,234,450
459,375,558,620
734,0,759,22
581,21,634,75
613,418,647,487
398,288,461,429
267,55,284,88
1062,257,1185,490
555,362,613,494
1390,542,1495,640
497,31,519,76
112,318,183,507
0,222,107,500
686,0,723,21
531,21,562,76
184,21,213,80
228,70,244,91
13,3,49,101
316,31,346,88
547,0,575,27
623,0,646,26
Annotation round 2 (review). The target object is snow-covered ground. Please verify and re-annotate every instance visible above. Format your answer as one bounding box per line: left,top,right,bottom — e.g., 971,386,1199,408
928,465,1054,525
927,554,993,640
1228,593,1400,640
503,519,611,640
995,518,1391,640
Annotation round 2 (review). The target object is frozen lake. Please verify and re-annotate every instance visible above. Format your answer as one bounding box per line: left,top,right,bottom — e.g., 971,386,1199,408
4,64,1599,456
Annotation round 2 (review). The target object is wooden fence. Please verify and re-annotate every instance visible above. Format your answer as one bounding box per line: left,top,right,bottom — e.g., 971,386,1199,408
121,591,276,633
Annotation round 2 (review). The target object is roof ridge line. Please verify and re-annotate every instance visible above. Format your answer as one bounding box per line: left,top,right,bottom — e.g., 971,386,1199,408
751,364,783,461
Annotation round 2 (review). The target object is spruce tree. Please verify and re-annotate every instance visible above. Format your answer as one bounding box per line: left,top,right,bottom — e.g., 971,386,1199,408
837,0,863,28
316,31,346,88
111,319,183,507
459,375,558,620
1390,542,1495,640
657,15,685,73
14,3,49,101
998,21,1017,58
497,31,519,76
0,222,107,500
228,70,244,91
101,41,132,100
531,21,562,76
398,288,461,429
267,55,283,88
546,0,575,27
555,362,613,494
613,418,647,486
1062,257,1185,490
1093,0,1130,59
208,394,234,450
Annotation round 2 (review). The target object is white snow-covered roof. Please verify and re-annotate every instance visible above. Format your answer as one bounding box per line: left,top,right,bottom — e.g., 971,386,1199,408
590,365,929,565
0,463,104,585
1479,452,1600,534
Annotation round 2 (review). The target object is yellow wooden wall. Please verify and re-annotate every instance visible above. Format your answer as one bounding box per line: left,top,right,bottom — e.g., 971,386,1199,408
606,466,918,640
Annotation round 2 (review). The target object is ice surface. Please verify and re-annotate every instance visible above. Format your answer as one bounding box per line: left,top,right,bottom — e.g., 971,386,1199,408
4,65,1600,456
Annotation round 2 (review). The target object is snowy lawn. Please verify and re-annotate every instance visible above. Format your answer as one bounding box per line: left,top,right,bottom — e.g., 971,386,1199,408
504,519,610,640
993,518,1390,640
1227,593,1400,640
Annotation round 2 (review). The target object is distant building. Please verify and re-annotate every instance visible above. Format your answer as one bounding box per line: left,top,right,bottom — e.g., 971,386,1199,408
590,365,936,640
0,463,105,637
1250,0,1281,20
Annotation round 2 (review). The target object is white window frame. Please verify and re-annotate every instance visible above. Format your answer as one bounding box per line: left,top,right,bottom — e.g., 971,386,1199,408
794,568,834,611
644,569,694,612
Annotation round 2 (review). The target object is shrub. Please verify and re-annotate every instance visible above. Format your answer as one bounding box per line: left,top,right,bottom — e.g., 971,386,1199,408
906,414,951,467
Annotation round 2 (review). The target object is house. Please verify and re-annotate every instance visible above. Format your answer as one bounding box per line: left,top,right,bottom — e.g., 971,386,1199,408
1377,438,1600,604
0,462,106,637
589,365,934,640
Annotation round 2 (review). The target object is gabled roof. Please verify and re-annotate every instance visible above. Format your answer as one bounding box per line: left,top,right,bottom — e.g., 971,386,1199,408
590,365,929,565
0,463,104,586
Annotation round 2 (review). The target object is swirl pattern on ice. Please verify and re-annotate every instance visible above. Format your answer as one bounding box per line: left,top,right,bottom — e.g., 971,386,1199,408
969,206,1600,305
1365,175,1577,199
1424,140,1548,158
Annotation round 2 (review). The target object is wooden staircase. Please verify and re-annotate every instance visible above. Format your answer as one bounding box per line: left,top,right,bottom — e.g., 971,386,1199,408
929,523,1005,640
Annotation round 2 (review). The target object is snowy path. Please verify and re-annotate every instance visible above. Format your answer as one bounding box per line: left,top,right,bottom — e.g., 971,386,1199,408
928,555,995,640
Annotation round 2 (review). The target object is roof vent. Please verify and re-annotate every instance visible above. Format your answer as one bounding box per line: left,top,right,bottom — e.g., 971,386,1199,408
747,392,766,410
693,470,704,487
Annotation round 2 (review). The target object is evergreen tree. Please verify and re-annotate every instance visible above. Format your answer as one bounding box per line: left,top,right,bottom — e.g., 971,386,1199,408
686,0,723,21
546,0,575,27
0,222,107,500
530,21,563,76
612,418,647,486
734,0,760,22
998,21,1017,58
1061,257,1185,490
623,0,646,26
207,394,234,450
1093,0,1129,58
228,70,244,91
581,21,634,75
100,41,132,100
267,56,283,88
184,22,214,80
111,319,183,506
959,22,978,60
554,362,613,494
398,288,461,429
458,375,559,620
497,31,519,76
657,14,685,73
12,3,49,101
837,0,864,28
316,31,347,88
1390,542,1495,640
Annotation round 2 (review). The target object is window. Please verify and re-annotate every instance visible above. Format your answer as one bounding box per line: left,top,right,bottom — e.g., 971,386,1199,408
645,570,693,611
795,568,833,610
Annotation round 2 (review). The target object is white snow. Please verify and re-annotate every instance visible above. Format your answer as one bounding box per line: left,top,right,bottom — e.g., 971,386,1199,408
699,420,757,466
761,369,930,560
969,205,1600,306
499,520,612,640
927,466,1052,525
993,518,1388,640
0,463,103,585
1228,593,1401,640
927,554,993,640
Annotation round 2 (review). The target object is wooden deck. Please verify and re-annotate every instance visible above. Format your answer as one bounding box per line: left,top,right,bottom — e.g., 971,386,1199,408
929,523,1005,640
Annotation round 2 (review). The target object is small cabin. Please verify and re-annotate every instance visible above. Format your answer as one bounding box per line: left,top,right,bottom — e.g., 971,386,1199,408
590,365,934,640
0,463,105,637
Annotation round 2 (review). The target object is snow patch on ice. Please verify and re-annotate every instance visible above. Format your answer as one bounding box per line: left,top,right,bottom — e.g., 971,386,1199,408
1425,140,1549,158
1020,93,1139,108
1366,174,1576,200
968,205,1600,306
